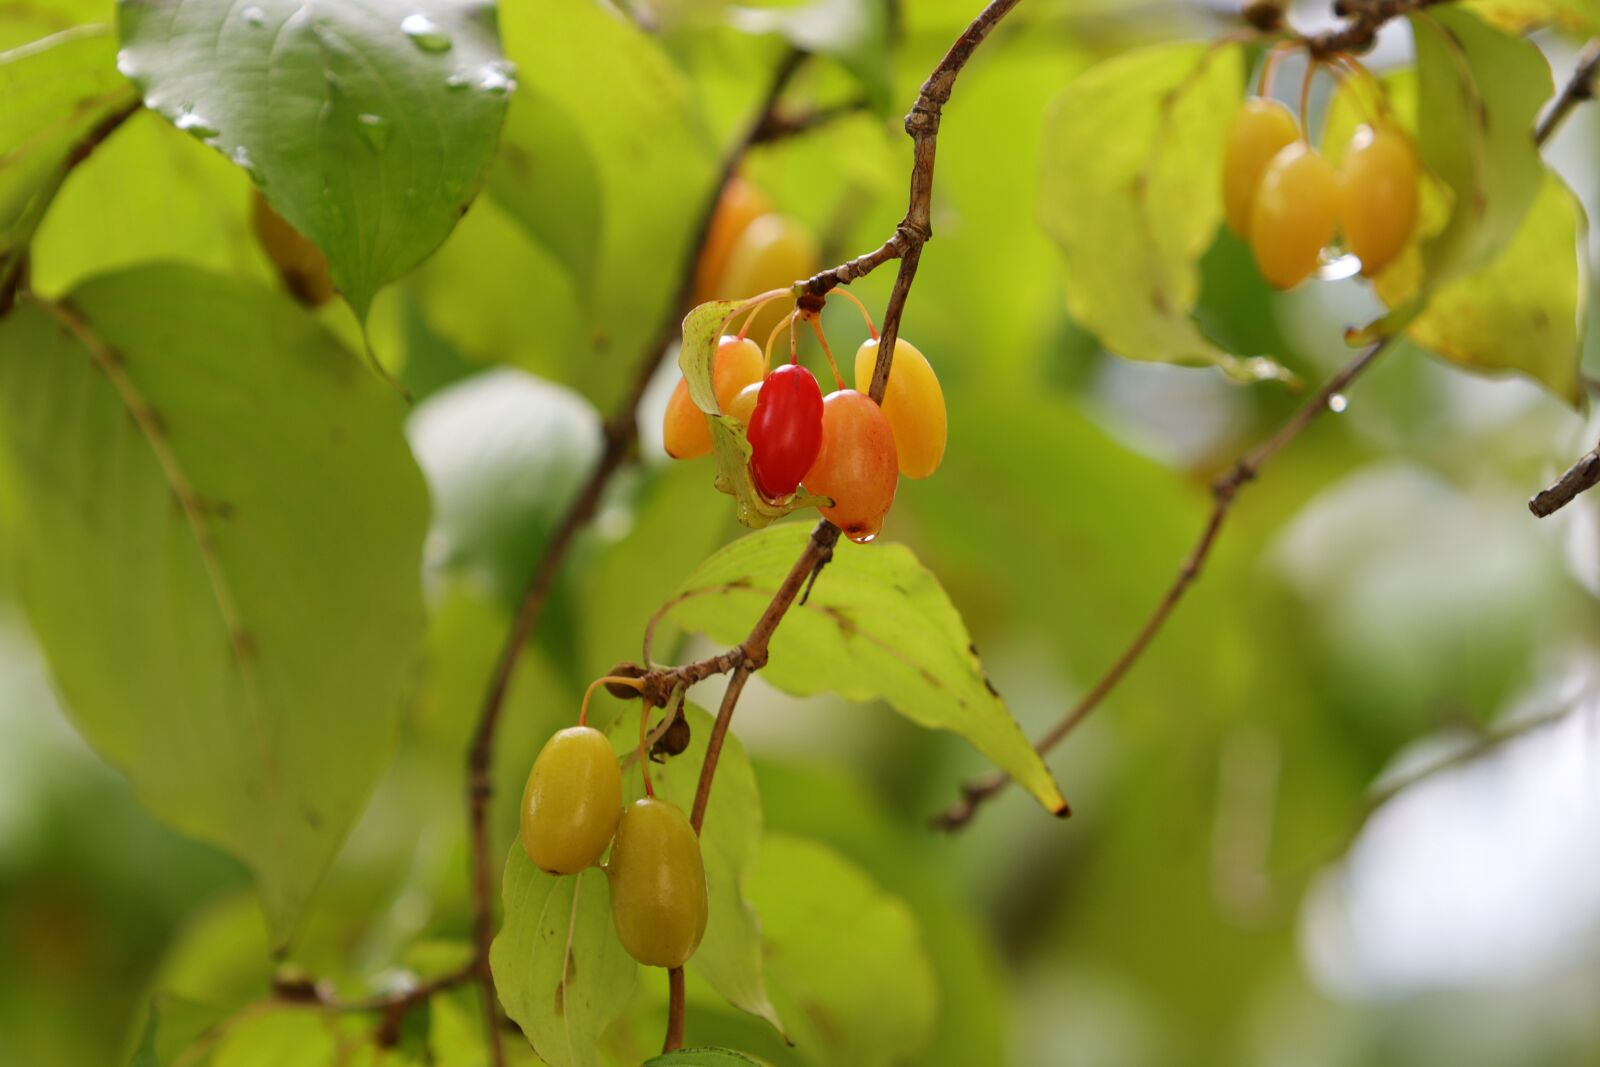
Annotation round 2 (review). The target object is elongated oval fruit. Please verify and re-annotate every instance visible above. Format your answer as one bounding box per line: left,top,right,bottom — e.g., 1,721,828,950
714,214,820,343
854,338,946,479
747,363,823,499
251,191,336,307
1222,98,1300,238
662,336,765,460
520,726,622,875
803,389,898,543
1339,123,1419,277
607,798,708,968
1249,141,1338,289
692,177,771,306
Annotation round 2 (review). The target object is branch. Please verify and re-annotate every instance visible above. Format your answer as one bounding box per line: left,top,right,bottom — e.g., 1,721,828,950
934,24,1600,831
460,50,810,1066
659,0,1028,1048
271,962,476,1047
1530,447,1600,517
933,339,1392,829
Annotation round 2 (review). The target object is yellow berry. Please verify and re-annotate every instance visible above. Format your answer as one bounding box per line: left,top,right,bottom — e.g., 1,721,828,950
607,798,708,968
853,338,946,479
1249,141,1338,289
727,381,762,426
693,177,771,307
519,726,622,876
1339,123,1419,277
1222,98,1300,238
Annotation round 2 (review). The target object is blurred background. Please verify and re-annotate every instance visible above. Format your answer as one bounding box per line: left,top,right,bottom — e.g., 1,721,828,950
3,0,1599,1064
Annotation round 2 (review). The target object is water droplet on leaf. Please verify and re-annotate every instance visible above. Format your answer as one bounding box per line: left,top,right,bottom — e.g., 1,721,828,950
401,13,452,52
477,62,514,94
1327,393,1348,414
445,71,470,91
356,113,390,151
242,5,266,27
175,111,219,139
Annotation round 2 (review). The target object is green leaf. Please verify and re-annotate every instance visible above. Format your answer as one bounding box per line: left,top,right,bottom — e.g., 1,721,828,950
407,367,602,601
131,995,234,1067
679,300,828,529
1463,0,1600,33
609,703,785,1038
0,24,137,301
660,524,1068,815
645,1049,772,1067
1408,8,1549,291
116,0,512,320
1405,169,1588,405
490,858,635,1067
0,0,113,50
729,0,894,112
1037,41,1283,382
0,265,428,943
749,835,937,1065
492,0,717,411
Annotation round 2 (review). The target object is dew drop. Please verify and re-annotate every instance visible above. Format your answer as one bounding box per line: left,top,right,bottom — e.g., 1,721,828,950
477,62,514,95
444,70,471,91
356,113,390,151
242,5,265,27
849,530,878,545
1316,250,1362,282
1328,393,1348,414
230,145,258,181
401,13,453,53
175,111,220,140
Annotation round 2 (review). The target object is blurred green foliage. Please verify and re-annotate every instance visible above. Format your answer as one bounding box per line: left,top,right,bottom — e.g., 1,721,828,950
2,0,1599,1065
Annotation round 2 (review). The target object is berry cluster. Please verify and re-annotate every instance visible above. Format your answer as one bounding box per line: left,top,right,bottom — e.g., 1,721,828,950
662,179,950,541
520,680,708,970
1223,75,1419,289
664,322,947,543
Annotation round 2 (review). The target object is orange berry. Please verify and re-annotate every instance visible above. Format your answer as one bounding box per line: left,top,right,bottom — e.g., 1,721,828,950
713,214,819,343
662,336,764,460
693,177,771,306
1222,98,1300,238
1249,141,1338,289
803,389,898,543
1339,123,1419,277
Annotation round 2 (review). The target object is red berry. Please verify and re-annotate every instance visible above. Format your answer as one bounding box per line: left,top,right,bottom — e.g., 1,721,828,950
746,363,823,499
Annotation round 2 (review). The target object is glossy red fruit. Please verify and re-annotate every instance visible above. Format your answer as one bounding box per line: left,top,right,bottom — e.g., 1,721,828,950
803,389,898,543
746,363,823,499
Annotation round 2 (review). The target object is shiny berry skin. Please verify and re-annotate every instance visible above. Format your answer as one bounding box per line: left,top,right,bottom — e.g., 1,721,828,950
854,338,946,480
746,363,823,499
693,177,771,306
251,191,335,307
607,798,708,968
714,214,820,342
1249,141,1338,289
803,389,898,543
726,381,762,426
1222,99,1300,238
519,726,622,875
1339,123,1419,277
662,336,765,460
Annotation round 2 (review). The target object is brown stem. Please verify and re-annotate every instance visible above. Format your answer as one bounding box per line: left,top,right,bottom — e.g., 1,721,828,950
932,339,1394,830
659,0,1029,1047
459,51,811,1064
664,967,686,1052
1535,38,1600,144
1530,447,1600,518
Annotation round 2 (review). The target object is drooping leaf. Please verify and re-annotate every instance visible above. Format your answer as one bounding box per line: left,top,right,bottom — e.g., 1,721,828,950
679,300,829,530
0,265,428,943
749,835,937,1066
1403,8,1549,297
116,0,513,319
493,0,717,410
659,523,1069,815
645,1049,772,1067
407,367,602,601
1405,169,1588,405
491,858,635,1067
1038,41,1284,382
0,23,137,301
610,703,785,1037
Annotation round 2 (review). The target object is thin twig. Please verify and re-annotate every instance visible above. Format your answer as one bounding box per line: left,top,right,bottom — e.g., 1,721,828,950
932,341,1392,830
664,966,686,1052
1530,447,1600,517
935,22,1600,830
459,51,811,1064
659,0,1030,1046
